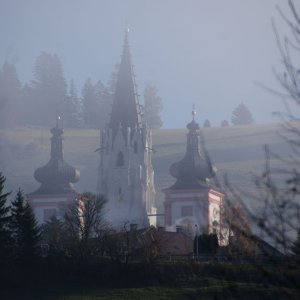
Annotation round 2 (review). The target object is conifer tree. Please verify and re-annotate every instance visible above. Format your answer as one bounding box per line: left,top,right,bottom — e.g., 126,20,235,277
0,62,21,128
64,79,82,128
41,216,68,257
203,119,211,128
0,173,12,265
30,52,67,126
231,102,253,125
144,84,163,129
9,190,40,264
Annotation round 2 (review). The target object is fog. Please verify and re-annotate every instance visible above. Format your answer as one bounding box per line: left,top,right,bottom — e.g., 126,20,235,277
0,0,296,128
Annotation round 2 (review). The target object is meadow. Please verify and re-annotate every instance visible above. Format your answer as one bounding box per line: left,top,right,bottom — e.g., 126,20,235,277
0,122,294,217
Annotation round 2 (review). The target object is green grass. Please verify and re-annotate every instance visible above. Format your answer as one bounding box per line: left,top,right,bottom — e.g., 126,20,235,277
1,281,297,300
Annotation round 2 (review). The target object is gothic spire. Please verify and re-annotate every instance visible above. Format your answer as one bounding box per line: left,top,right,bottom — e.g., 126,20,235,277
32,116,80,194
109,29,142,136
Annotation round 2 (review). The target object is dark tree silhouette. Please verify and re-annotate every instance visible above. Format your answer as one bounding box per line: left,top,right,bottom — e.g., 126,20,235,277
203,119,211,128
29,52,67,126
220,120,229,127
63,79,82,128
41,216,68,257
143,84,163,129
64,192,106,261
0,62,21,128
0,173,12,265
9,189,40,264
231,102,253,125
194,234,219,256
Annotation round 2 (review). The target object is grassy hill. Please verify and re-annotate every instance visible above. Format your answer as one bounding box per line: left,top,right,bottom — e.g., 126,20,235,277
0,122,294,216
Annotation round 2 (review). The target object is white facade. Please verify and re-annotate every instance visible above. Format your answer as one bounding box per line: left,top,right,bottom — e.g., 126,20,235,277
27,193,76,225
164,188,227,245
98,124,156,229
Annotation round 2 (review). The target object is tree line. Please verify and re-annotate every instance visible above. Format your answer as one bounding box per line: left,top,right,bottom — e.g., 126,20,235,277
0,53,163,129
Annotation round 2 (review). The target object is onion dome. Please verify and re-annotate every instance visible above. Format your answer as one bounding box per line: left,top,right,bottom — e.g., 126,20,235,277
169,109,216,190
32,120,80,194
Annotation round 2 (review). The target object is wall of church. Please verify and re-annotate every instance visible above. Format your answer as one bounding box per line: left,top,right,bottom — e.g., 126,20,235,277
98,125,156,229
27,194,75,225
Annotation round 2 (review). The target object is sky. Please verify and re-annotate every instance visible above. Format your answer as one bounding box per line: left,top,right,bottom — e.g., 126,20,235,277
0,0,297,128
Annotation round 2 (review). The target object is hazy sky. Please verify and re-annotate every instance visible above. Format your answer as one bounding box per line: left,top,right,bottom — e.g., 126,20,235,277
0,0,296,128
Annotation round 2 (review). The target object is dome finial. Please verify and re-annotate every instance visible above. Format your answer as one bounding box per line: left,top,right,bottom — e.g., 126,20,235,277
192,103,196,121
56,111,63,129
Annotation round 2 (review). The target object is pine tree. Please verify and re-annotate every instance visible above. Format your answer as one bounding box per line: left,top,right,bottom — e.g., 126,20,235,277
203,119,211,127
0,62,21,128
41,216,68,257
63,79,82,128
231,102,254,125
0,173,12,265
220,120,229,127
82,78,96,127
144,84,163,129
30,52,67,126
9,190,40,264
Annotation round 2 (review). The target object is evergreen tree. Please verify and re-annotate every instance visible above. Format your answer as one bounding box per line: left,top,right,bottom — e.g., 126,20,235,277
9,190,40,264
231,102,254,125
203,119,211,128
82,78,96,127
29,52,67,126
41,216,68,257
220,120,229,127
63,79,82,128
95,80,112,128
143,84,163,129
0,173,12,265
0,62,21,128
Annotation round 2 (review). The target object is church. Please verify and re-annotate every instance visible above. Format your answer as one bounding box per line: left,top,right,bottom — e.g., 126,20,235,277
28,30,226,245
97,30,157,229
27,117,80,225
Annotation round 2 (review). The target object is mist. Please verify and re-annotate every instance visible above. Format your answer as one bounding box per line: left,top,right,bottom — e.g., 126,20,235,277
0,0,295,128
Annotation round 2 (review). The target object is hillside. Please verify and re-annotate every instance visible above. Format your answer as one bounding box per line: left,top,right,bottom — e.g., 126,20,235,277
0,123,294,216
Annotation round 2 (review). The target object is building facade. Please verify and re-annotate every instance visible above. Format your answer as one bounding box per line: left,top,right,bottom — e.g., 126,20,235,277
97,31,156,229
28,119,80,225
164,111,228,245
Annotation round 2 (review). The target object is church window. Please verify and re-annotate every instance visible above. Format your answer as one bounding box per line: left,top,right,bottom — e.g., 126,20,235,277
181,205,193,217
134,141,138,153
116,151,124,166
118,187,122,201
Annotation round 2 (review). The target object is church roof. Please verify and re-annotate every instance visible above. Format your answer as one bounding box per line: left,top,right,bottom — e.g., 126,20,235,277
109,29,142,137
168,110,216,190
31,119,80,195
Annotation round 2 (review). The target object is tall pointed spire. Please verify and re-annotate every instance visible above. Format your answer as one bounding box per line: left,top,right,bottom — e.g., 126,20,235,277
109,29,142,136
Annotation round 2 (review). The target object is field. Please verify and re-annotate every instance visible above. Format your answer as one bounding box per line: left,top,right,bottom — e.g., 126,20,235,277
0,122,295,218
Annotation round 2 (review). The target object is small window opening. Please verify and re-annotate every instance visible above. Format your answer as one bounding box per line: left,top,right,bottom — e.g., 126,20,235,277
134,141,138,153
116,151,124,166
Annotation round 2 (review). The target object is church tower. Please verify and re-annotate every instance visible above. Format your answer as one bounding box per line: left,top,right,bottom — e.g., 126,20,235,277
97,30,156,229
28,116,80,225
164,109,227,245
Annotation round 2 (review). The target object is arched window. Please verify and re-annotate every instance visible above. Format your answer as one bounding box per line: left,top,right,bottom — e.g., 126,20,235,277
134,141,138,153
116,151,124,166
118,187,122,201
